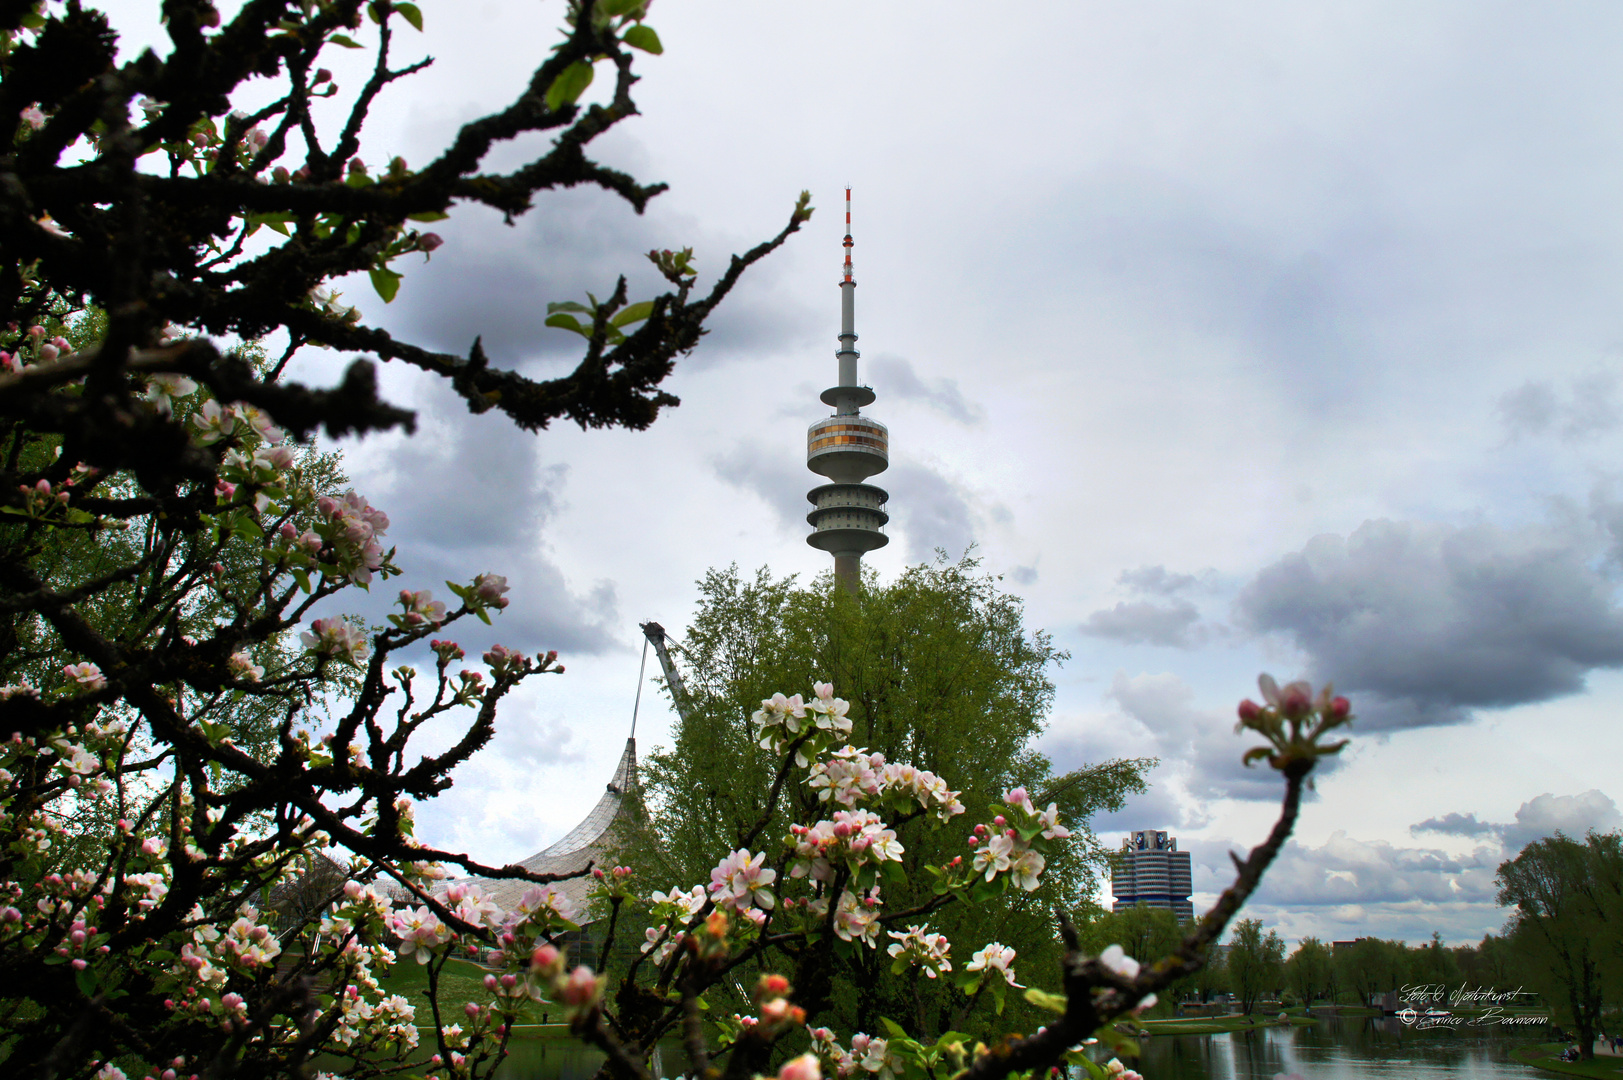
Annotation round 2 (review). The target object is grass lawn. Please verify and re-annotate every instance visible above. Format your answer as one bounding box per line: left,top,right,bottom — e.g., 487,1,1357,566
1509,1043,1623,1078
1135,1014,1318,1036
377,956,559,1029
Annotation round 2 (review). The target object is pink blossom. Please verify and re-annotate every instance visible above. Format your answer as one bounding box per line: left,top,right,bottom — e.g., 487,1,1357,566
300,618,369,664
971,832,1013,881
779,1054,821,1080
63,662,106,691
387,906,452,964
966,942,1020,986
709,848,776,912
396,589,447,627
1099,944,1141,978
19,106,45,130
191,400,236,445
559,966,601,1011
1008,847,1045,892
1003,786,1036,814
530,943,564,975
472,572,509,607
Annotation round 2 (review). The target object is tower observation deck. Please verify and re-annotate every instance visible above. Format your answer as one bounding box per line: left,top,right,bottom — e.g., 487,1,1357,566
808,189,889,594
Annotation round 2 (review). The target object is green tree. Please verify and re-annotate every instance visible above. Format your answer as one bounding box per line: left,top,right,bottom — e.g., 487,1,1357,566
1226,919,1284,1014
1497,833,1623,1058
0,0,810,1074
637,555,1155,1037
1285,937,1332,1007
1411,930,1460,989
1191,943,1229,1005
1077,904,1194,1010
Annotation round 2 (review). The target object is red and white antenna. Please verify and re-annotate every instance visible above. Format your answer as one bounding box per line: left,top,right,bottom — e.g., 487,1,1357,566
842,186,854,283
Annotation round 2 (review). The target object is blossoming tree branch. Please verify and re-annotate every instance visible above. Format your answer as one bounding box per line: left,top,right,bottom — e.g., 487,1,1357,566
0,1,1355,1078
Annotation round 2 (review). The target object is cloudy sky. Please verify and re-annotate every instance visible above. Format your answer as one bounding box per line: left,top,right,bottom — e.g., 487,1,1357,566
108,1,1623,946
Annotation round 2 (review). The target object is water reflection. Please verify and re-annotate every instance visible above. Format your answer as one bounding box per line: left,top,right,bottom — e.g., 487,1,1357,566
487,1015,1547,1079
1133,1014,1547,1080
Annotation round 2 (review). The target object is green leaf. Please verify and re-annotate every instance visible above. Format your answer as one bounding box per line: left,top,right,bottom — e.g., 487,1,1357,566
407,211,450,222
544,60,595,111
622,24,663,54
76,969,96,997
545,312,590,337
476,608,492,625
547,300,592,315
598,0,644,15
992,981,1007,1015
879,1016,908,1039
370,266,402,303
394,2,424,30
20,12,45,28
610,300,655,328
292,569,312,594
329,33,363,48
1024,988,1068,1014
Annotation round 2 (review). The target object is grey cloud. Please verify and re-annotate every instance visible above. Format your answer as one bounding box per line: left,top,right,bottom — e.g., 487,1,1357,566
1118,565,1200,595
1082,599,1201,648
868,355,984,424
1497,382,1559,438
1092,780,1211,838
1199,832,1511,941
887,464,975,562
325,391,621,656
1498,371,1621,441
489,703,588,770
1009,565,1038,586
1411,812,1502,839
1503,790,1623,850
1237,518,1623,730
711,440,807,530
1232,832,1501,908
1415,790,1623,854
1107,670,1328,801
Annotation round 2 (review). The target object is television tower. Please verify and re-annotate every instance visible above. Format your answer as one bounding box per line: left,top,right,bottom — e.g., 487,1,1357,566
807,189,890,594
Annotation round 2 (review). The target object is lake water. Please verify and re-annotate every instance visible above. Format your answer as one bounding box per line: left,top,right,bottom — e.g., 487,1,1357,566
1130,1014,1550,1080
488,1014,1551,1079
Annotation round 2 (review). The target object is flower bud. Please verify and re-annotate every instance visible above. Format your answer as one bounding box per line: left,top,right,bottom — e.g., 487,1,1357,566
465,1002,480,1019
778,1053,822,1080
1237,699,1262,723
559,966,601,1009
530,943,562,974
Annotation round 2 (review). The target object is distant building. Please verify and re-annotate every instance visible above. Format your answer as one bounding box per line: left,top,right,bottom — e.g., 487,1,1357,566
1112,829,1193,922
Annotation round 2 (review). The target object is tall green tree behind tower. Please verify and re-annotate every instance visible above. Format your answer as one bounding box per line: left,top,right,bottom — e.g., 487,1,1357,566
638,553,1154,1035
